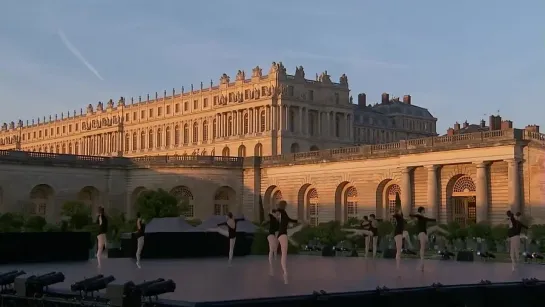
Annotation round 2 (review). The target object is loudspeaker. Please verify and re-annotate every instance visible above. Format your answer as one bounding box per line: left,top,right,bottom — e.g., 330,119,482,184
456,250,474,262
383,248,396,259
321,245,335,257
106,281,141,307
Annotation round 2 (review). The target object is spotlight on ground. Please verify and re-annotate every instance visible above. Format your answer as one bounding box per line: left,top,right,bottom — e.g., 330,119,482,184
438,250,454,260
26,272,65,296
0,271,25,291
70,275,115,296
533,253,544,260
477,251,496,260
140,279,176,301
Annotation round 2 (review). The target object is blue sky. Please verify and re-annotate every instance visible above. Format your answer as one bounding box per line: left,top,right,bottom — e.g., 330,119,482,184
0,0,543,133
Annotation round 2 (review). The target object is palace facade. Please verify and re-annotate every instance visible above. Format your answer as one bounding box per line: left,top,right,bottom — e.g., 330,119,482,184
0,124,543,226
0,62,437,157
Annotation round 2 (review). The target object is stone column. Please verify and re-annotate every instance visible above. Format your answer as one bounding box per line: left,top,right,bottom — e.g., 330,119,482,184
400,167,413,215
507,159,521,213
474,162,489,223
426,165,439,220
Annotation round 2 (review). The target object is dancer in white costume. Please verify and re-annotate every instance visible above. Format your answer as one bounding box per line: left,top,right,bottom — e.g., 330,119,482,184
208,213,244,266
135,212,145,268
96,206,108,268
409,207,449,271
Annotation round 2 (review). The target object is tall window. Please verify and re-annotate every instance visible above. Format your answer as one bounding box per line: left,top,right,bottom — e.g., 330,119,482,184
183,124,189,144
214,189,231,216
124,134,129,152
140,131,146,150
165,127,171,147
335,115,341,138
289,110,295,132
202,121,208,141
156,128,162,147
213,119,217,139
387,185,401,222
148,129,153,148
228,116,233,136
260,111,266,132
307,189,319,226
192,122,199,143
345,187,358,221
171,186,194,218
174,125,180,145
243,114,249,134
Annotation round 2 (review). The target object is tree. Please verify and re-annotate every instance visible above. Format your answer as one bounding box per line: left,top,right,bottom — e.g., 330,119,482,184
61,201,92,230
25,215,47,232
136,189,181,221
0,213,25,232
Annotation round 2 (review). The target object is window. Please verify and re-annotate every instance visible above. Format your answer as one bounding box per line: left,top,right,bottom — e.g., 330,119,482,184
260,111,266,132
212,120,217,138
141,110,145,119
192,122,198,143
140,131,145,149
184,101,188,111
287,86,294,96
307,189,319,226
175,103,180,113
202,121,208,141
148,130,153,148
156,129,162,147
193,100,198,109
166,105,171,114
183,124,189,144
132,132,137,150
149,109,153,117
227,117,233,136
174,126,180,145
308,90,314,101
158,107,162,116
124,134,130,152
243,114,249,134
165,127,171,147
345,187,358,221
203,98,208,108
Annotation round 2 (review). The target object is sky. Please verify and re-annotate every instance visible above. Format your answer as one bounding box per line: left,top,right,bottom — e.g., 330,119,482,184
0,0,543,133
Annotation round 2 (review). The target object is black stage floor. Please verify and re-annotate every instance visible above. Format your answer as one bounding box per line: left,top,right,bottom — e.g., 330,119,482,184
1,256,544,302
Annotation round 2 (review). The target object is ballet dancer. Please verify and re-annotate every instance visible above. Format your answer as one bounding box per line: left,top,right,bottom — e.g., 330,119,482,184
392,208,407,271
342,216,374,258
96,206,108,268
410,207,449,271
368,214,379,258
210,213,244,266
276,200,299,284
507,211,528,271
262,209,280,275
135,212,145,269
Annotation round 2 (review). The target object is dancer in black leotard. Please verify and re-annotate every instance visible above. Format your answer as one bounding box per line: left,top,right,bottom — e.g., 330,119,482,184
276,200,298,284
368,214,379,258
410,207,449,271
263,209,280,275
213,212,244,266
392,208,405,271
507,211,529,271
135,212,146,268
342,216,374,257
96,206,108,268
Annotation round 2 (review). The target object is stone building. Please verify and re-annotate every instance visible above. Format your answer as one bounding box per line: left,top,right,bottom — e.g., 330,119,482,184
0,124,543,226
0,62,435,156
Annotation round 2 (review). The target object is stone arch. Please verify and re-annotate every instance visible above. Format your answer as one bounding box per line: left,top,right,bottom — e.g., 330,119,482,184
375,179,401,220
263,185,283,212
29,184,55,217
222,146,230,157
446,174,477,226
131,186,147,216
170,186,195,218
335,181,358,222
290,143,300,153
214,186,236,216
237,145,246,157
78,186,101,215
310,145,319,151
297,184,312,221
254,143,263,156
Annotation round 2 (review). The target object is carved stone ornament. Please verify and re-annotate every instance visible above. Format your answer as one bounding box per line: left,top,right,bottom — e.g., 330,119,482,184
252,66,262,78
236,70,245,81
339,73,348,85
220,73,230,84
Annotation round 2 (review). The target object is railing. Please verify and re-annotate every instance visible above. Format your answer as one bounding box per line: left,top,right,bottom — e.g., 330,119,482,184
0,128,540,169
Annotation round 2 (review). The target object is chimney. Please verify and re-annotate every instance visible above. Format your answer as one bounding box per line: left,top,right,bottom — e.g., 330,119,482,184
525,125,540,133
488,115,496,130
447,128,455,136
463,120,469,128
381,93,390,104
454,122,461,130
357,93,366,106
495,115,502,131
403,95,411,105
480,119,486,128
501,120,513,130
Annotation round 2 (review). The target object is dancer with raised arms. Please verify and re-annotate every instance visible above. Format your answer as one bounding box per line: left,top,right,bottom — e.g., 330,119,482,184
209,212,245,266
507,211,529,271
276,200,301,284
410,206,449,271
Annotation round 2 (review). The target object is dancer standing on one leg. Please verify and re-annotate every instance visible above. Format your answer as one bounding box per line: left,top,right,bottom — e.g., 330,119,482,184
410,207,449,272
135,212,146,269
392,208,405,272
507,211,528,271
342,216,373,257
96,206,108,268
368,214,379,258
262,209,280,275
210,213,244,266
276,200,298,284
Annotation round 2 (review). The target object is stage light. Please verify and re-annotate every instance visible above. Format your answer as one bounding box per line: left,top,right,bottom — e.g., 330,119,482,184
25,272,65,296
70,275,104,292
532,253,544,260
74,275,115,294
135,278,165,294
438,250,454,260
141,279,176,299
0,271,25,288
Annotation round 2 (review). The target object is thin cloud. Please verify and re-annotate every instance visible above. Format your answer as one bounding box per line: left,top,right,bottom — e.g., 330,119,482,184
283,50,407,69
58,29,104,81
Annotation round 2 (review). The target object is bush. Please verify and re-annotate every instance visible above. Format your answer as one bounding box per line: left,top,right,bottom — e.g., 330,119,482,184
25,215,47,232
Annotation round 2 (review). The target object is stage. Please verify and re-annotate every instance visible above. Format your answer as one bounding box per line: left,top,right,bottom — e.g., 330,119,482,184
1,256,544,303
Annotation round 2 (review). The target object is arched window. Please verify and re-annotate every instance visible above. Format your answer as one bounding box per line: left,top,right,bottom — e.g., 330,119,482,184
183,124,189,144
124,134,130,152
174,125,180,145
156,128,162,148
228,116,233,136
165,126,171,147
222,147,230,157
140,131,146,149
254,143,263,156
56,145,60,154
238,145,246,157
213,119,217,139
193,122,199,143
243,114,249,134
148,129,153,148
345,187,358,220
307,189,319,226
132,132,137,150
260,110,266,132
75,143,79,155
202,121,208,141
170,186,195,218
387,184,401,221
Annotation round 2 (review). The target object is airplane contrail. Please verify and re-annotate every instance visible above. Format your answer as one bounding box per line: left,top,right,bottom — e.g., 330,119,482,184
58,29,104,81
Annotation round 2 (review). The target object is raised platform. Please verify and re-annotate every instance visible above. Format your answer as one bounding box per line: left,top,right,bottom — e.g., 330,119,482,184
1,256,544,303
